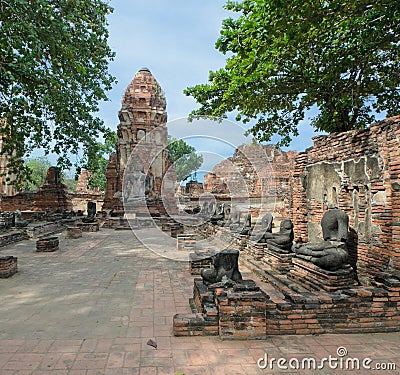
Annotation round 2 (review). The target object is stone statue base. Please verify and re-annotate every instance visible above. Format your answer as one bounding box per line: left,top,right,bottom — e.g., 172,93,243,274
289,258,356,292
77,222,99,232
125,197,146,208
263,247,295,274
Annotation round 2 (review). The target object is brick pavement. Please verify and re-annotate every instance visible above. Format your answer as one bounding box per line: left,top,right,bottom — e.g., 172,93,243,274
0,229,398,374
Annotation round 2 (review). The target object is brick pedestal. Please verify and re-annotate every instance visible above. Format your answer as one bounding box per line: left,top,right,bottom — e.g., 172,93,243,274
263,248,294,274
246,241,266,260
289,258,356,292
36,237,59,252
0,256,18,278
174,278,268,339
77,222,99,232
66,227,82,239
217,281,267,339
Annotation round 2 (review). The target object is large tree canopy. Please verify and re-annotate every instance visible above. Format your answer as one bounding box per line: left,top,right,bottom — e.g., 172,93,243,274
185,0,400,146
167,137,203,182
0,0,116,187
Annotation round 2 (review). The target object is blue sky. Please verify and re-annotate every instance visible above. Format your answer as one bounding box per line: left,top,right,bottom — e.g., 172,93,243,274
98,0,324,157
98,0,230,126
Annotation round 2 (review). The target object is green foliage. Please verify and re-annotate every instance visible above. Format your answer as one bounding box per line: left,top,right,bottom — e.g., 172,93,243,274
24,156,51,191
185,0,400,145
0,0,116,188
63,177,78,191
24,156,79,191
167,137,203,181
84,129,117,191
60,167,78,191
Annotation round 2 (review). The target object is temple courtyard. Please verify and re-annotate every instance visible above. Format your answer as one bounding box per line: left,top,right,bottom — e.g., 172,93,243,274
0,228,398,374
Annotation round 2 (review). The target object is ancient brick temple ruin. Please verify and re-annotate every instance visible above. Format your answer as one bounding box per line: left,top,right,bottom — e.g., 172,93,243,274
202,143,297,218
1,166,72,212
191,119,400,285
102,68,174,214
175,116,400,339
71,169,104,213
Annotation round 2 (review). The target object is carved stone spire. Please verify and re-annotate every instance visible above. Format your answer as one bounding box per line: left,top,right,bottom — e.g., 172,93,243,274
103,68,171,211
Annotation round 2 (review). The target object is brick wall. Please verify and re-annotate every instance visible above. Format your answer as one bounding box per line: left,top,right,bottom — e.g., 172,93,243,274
1,191,36,211
69,192,104,213
1,186,72,212
184,181,204,197
266,280,400,335
174,275,400,338
292,116,400,285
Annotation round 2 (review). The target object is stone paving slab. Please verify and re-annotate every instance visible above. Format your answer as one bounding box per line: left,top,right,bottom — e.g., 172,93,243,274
0,229,398,374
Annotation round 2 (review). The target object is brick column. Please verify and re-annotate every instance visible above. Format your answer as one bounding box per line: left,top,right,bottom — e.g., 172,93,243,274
291,152,308,242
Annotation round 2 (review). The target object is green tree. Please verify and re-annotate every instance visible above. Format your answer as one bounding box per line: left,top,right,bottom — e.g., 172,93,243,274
24,156,51,191
83,129,117,191
60,167,78,191
0,0,116,187
63,176,78,192
167,137,203,181
185,0,400,145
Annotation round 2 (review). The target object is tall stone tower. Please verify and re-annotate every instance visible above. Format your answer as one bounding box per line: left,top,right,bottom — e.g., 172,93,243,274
103,68,173,212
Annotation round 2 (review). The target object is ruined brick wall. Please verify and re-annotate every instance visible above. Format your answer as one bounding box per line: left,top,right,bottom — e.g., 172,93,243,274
1,188,73,212
265,282,400,335
1,191,36,211
175,273,400,337
203,170,229,196
75,169,100,194
69,192,104,213
203,144,297,217
292,116,400,285
72,169,104,213
103,153,120,210
1,166,72,212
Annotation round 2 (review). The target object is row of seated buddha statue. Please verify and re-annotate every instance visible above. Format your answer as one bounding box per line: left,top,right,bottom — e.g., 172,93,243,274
206,203,351,272
262,209,349,271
